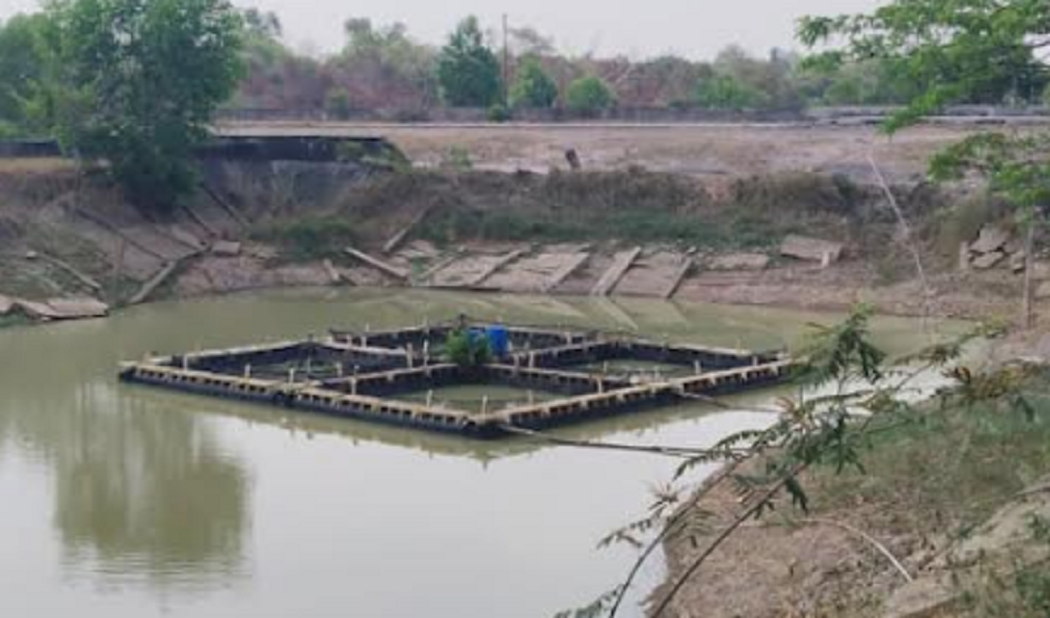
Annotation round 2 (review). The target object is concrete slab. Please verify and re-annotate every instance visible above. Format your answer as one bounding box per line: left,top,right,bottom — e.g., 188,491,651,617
781,235,844,264
46,297,109,319
592,247,642,296
707,252,771,271
614,250,687,297
484,250,590,293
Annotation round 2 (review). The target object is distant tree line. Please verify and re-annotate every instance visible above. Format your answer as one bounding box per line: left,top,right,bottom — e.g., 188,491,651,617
229,11,1050,119
5,7,1050,138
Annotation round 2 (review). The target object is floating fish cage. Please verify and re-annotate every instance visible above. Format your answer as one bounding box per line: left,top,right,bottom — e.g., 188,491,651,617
119,320,794,439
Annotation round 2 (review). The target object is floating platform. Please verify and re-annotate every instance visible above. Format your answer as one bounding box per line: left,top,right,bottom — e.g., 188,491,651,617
119,320,793,439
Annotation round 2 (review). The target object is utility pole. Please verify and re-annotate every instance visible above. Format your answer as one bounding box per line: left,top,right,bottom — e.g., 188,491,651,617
502,13,510,109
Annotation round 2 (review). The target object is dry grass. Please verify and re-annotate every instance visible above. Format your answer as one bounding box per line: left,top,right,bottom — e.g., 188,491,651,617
0,158,76,174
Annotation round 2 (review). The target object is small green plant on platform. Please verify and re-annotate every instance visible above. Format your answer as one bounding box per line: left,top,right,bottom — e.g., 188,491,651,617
446,329,492,368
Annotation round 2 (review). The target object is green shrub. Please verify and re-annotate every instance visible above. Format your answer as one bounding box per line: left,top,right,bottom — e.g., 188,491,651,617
693,74,767,111
252,216,359,261
510,56,558,109
565,76,615,117
325,89,353,120
445,329,492,368
487,104,511,123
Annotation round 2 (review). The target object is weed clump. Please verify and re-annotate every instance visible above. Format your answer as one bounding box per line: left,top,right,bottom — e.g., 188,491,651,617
252,217,359,261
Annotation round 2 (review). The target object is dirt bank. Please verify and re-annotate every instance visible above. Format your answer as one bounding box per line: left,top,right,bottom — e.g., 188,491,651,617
0,125,1042,326
653,373,1050,618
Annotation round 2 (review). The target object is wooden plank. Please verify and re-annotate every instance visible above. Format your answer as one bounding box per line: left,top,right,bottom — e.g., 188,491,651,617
662,257,694,300
74,207,167,260
128,260,180,306
419,253,461,284
344,247,409,281
180,203,220,238
542,252,591,293
591,247,642,296
322,259,343,285
199,182,249,229
383,206,432,254
469,249,529,287
36,253,103,292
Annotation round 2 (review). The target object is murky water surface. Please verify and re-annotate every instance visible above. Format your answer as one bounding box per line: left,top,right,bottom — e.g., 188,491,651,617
0,289,964,617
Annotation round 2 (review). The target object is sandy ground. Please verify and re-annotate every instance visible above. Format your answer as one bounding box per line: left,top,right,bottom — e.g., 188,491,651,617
218,122,990,183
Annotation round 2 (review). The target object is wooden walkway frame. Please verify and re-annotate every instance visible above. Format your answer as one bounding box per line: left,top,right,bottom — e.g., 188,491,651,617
120,321,792,440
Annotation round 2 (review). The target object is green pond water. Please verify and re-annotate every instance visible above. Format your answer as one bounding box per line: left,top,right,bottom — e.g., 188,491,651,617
0,289,967,618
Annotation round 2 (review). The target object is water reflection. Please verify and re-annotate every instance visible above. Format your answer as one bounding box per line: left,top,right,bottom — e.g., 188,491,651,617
54,390,248,592
0,320,250,597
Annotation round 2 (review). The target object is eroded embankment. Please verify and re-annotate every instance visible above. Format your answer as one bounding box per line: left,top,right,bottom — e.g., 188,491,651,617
0,159,1039,326
653,366,1050,618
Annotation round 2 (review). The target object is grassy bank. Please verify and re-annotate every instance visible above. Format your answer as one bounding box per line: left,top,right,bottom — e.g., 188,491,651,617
660,372,1050,618
316,168,948,254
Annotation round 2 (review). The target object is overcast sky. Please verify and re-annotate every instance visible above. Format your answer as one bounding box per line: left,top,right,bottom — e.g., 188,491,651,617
0,0,884,59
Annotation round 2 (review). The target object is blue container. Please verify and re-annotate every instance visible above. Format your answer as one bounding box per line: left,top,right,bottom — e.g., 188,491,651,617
485,325,510,358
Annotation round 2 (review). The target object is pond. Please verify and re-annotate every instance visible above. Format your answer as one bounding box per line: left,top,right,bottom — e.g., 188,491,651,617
0,289,965,618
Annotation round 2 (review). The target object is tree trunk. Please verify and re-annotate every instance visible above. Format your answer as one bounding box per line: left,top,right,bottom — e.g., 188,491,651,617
1023,220,1036,329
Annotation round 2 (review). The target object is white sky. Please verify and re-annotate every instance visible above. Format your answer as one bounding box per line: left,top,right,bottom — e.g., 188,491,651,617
0,0,885,59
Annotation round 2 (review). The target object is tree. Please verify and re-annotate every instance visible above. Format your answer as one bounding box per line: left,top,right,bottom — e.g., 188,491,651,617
693,75,766,111
800,0,1050,327
437,16,503,108
0,13,48,132
333,18,437,110
325,89,352,120
709,45,802,111
510,56,558,109
565,76,615,117
507,25,555,57
242,8,281,40
41,0,244,210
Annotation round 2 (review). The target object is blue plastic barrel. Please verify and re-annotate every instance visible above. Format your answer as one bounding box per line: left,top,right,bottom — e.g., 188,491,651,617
486,325,510,358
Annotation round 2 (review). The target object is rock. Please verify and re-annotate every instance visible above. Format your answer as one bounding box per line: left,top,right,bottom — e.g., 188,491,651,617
883,576,959,618
1005,237,1025,255
211,240,242,257
322,259,342,284
1037,281,1050,300
0,294,13,315
707,252,771,271
973,251,1006,270
780,235,844,265
971,225,1010,255
1010,251,1027,273
169,225,208,252
1033,261,1050,280
14,299,62,320
45,297,109,319
24,250,39,260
